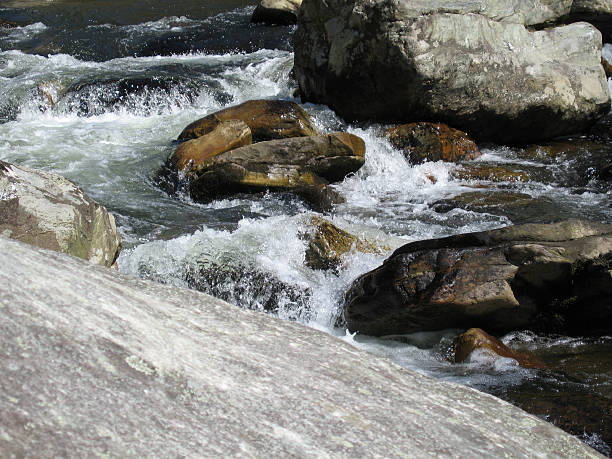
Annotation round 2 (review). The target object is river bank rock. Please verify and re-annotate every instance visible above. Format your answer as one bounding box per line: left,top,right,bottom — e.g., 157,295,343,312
252,0,302,25
343,219,612,337
0,236,601,457
453,328,546,369
293,0,609,143
178,99,318,143
184,132,365,202
0,161,121,268
304,217,388,270
385,123,480,164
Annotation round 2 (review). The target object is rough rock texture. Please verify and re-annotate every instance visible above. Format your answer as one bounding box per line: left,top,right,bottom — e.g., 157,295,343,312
0,161,121,268
169,120,252,173
186,132,365,202
344,219,612,336
453,328,546,369
386,122,481,164
304,217,387,270
0,236,601,458
293,0,609,143
252,0,302,25
178,99,318,143
570,0,612,41
451,164,530,182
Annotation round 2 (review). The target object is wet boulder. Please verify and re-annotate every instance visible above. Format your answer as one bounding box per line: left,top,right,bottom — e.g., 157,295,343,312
304,217,388,270
453,328,546,369
293,0,609,143
168,120,252,173
0,161,121,268
178,99,319,143
251,0,302,26
185,132,365,202
343,219,612,337
385,123,480,164
451,164,529,182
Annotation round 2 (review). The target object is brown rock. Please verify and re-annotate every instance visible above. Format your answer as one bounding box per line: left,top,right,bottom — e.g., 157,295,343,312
453,328,546,369
602,57,612,79
170,120,252,173
251,0,301,26
385,123,480,164
452,164,529,183
305,217,387,270
187,132,365,202
178,99,319,143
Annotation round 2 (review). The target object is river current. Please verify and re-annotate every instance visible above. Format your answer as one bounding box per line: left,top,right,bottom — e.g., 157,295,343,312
1,1,611,454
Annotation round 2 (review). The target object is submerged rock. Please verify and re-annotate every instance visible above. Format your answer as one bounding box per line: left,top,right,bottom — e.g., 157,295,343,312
343,219,612,337
185,132,365,202
252,0,302,25
0,161,121,268
385,122,481,164
451,164,530,182
304,217,387,270
178,99,318,143
293,0,609,143
453,328,546,369
0,236,601,457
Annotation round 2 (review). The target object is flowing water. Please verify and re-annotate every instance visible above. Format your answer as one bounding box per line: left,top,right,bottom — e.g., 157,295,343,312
1,1,611,454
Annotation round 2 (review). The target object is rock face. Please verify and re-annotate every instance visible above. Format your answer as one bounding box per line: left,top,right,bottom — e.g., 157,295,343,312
0,161,121,268
385,123,481,164
570,0,612,41
293,0,609,143
0,236,600,457
344,220,612,336
178,99,318,143
252,0,302,25
453,328,546,369
186,132,365,202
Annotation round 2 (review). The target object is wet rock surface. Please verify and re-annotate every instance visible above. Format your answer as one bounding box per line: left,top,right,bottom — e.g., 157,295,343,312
0,236,601,458
293,0,609,143
344,219,612,337
385,122,481,164
251,0,302,25
0,161,121,268
178,99,319,143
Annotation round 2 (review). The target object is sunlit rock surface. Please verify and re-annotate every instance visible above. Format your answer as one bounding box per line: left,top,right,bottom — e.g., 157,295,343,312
293,0,609,143
0,161,121,268
0,236,601,457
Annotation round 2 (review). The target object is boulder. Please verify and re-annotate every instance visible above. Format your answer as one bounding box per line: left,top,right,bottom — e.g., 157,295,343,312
0,236,601,458
304,217,388,270
0,19,18,28
453,328,546,369
451,164,529,182
251,0,302,26
178,99,318,143
602,56,612,78
185,132,365,202
569,0,612,42
343,219,612,336
385,122,481,164
169,120,252,173
293,0,609,143
0,161,121,268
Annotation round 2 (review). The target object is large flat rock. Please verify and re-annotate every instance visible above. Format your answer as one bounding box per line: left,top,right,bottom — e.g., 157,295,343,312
0,236,600,457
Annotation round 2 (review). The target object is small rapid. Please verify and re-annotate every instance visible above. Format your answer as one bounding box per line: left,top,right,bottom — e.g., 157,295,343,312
1,2,611,454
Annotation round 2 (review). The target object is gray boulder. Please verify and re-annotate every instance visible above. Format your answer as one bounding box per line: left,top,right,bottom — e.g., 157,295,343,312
343,219,612,336
293,0,609,143
0,161,121,268
252,0,302,25
0,236,601,457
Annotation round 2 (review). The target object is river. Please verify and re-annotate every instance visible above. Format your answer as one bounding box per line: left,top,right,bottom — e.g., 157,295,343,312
1,1,611,455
